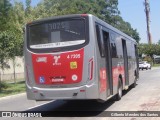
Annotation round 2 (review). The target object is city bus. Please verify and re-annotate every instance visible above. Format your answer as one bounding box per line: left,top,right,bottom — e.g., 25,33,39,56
24,14,139,102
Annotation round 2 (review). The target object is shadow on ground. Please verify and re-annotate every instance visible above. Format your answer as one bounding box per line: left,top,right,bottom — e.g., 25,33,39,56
24,85,137,117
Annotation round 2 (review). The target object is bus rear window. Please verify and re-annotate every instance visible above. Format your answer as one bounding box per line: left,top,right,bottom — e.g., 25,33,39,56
28,19,86,49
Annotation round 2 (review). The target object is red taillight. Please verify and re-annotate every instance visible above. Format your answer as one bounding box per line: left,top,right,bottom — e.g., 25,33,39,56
33,90,38,93
80,90,85,92
88,58,94,80
81,14,88,17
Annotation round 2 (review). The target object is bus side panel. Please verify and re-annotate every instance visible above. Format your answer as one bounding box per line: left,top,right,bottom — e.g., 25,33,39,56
96,51,108,101
85,16,100,99
25,51,37,100
115,36,125,89
126,40,132,86
24,29,36,100
131,42,138,83
110,32,124,96
126,41,136,86
94,20,108,101
121,38,137,88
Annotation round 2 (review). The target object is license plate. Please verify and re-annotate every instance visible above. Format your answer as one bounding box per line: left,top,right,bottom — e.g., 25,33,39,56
51,78,64,83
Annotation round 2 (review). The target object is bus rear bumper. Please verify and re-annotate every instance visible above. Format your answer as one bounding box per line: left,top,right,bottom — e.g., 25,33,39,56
26,83,99,101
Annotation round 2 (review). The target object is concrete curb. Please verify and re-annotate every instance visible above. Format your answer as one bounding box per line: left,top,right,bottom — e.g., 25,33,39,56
151,67,160,70
0,93,26,101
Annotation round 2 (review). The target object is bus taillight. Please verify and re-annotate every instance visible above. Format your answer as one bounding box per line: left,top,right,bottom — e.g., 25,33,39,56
80,89,85,92
88,58,94,80
81,14,88,17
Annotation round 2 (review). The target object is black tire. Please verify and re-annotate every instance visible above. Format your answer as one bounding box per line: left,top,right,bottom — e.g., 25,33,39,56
116,79,123,101
142,68,143,70
132,77,137,88
146,67,148,70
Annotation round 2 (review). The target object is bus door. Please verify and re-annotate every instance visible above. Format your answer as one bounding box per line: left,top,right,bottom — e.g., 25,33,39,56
101,29,113,96
122,39,129,86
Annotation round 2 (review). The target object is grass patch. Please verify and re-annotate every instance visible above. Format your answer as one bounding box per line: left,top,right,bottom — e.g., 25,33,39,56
152,64,160,67
4,78,24,83
0,81,25,98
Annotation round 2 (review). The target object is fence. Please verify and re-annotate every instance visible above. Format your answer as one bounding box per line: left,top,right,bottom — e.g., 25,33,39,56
0,73,24,81
0,57,24,81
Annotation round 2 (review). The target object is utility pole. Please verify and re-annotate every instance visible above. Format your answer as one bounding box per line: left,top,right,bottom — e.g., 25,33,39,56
144,0,152,44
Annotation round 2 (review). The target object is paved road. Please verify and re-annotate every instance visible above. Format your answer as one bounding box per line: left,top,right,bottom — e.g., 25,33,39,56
1,67,160,119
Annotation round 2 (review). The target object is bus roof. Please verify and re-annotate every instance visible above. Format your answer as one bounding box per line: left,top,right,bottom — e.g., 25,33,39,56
27,14,137,44
27,14,88,25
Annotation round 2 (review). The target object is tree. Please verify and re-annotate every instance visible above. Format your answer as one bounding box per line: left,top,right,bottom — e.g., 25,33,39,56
0,0,12,31
112,15,140,43
0,1,24,83
0,0,141,87
138,44,160,59
32,0,140,42
32,0,119,18
9,2,25,82
0,0,12,89
25,0,31,16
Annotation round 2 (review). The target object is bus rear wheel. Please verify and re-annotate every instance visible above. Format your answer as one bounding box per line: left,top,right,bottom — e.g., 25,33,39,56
116,79,123,101
132,76,138,88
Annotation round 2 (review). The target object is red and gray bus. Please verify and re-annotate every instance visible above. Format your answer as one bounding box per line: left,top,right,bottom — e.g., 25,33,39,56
24,14,139,102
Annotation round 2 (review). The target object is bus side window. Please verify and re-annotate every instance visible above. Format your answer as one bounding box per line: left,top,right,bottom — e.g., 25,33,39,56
110,33,117,58
95,24,105,57
111,43,117,58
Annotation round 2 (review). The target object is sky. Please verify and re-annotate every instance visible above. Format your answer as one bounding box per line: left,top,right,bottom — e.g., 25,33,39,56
118,0,160,43
13,0,159,44
11,0,41,7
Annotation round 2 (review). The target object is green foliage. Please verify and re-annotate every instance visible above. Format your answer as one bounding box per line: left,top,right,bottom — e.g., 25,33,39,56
0,31,14,70
0,0,23,72
0,0,12,31
143,56,152,63
32,0,140,43
111,16,140,43
32,0,110,19
138,44,160,57
153,64,160,67
31,0,139,42
25,0,31,15
0,81,8,91
0,0,141,71
0,81,25,97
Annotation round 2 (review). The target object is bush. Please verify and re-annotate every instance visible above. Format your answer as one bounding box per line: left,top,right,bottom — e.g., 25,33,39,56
0,81,9,91
143,56,153,63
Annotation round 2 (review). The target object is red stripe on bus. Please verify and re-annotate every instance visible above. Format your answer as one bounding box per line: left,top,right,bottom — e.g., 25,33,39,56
99,65,125,93
99,68,107,93
112,66,125,86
